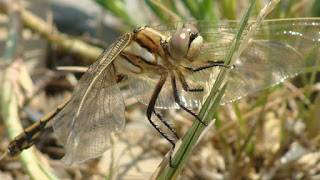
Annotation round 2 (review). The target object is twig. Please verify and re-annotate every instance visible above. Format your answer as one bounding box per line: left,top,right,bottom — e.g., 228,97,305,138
56,66,88,73
0,1,104,63
0,1,57,180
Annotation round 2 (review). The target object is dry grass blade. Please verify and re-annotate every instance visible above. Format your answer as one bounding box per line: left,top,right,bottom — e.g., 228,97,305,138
0,0,103,63
150,0,182,22
1,0,319,179
56,66,88,73
0,1,57,180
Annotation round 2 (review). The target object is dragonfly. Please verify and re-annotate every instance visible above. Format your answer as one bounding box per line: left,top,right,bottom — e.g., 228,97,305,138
5,18,320,165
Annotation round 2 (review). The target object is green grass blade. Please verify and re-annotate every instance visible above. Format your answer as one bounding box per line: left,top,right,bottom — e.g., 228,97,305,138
155,1,258,179
94,0,142,27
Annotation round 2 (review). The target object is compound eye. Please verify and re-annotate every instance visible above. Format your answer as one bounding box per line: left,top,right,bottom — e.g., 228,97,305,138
168,30,190,59
183,24,198,33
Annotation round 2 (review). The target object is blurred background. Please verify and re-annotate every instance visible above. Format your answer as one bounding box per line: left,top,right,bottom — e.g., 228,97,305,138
0,0,320,179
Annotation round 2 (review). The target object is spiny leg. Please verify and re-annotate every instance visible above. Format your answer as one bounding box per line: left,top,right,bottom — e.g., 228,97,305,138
148,110,177,167
175,60,233,123
170,73,207,126
146,73,178,167
174,59,234,123
146,73,174,142
153,110,179,139
184,60,233,73
177,60,232,92
176,70,203,92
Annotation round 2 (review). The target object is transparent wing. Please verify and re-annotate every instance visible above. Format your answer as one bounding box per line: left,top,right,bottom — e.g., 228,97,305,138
153,18,320,106
52,35,131,165
221,40,305,103
128,73,203,109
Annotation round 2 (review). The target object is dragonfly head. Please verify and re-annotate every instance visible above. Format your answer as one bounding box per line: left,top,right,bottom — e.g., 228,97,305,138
168,24,203,61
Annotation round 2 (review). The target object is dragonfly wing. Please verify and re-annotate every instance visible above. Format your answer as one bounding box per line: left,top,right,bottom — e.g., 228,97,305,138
204,19,320,104
52,34,131,165
128,73,203,109
128,74,179,109
155,19,320,105
131,19,320,109
221,40,305,104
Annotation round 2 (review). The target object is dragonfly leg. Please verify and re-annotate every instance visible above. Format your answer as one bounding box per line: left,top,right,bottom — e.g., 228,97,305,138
170,74,207,126
147,110,176,146
115,74,126,83
152,109,179,167
177,60,234,92
146,72,178,139
176,60,233,92
148,109,177,168
176,70,203,92
184,60,233,73
146,73,179,167
153,109,179,139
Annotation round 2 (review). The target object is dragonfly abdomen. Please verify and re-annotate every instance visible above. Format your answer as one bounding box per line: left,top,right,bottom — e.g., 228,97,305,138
8,100,69,157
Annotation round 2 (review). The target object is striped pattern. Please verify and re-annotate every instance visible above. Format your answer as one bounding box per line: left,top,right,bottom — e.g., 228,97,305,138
8,100,69,156
114,27,175,75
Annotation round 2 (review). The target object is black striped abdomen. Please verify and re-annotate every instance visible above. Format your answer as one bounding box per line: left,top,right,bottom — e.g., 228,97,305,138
8,100,69,157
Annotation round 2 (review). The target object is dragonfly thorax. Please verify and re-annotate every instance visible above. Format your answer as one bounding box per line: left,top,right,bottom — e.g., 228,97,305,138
113,25,204,75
